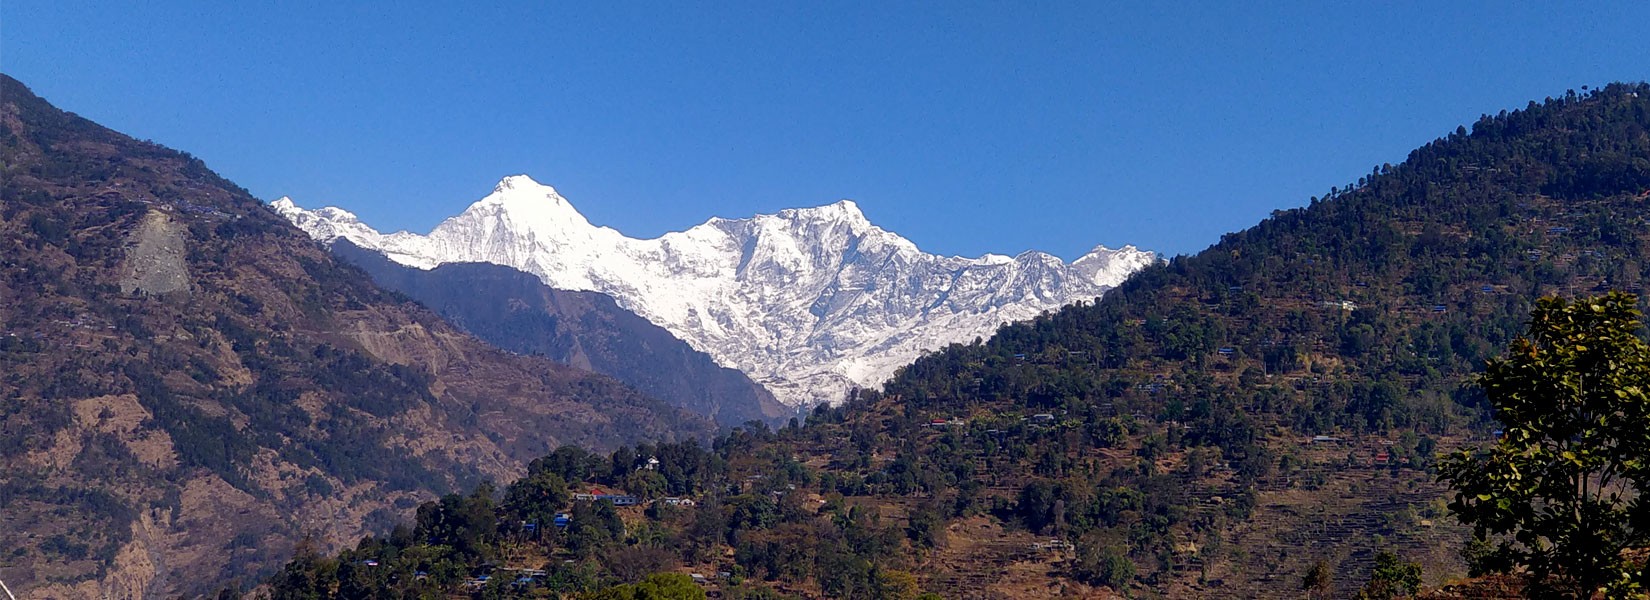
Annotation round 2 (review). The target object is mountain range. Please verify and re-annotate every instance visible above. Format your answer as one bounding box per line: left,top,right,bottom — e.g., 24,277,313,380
0,73,712,598
274,179,1159,408
263,83,1650,599
19,61,1647,598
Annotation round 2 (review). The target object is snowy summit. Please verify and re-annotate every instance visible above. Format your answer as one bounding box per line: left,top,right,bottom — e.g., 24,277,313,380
272,175,1160,408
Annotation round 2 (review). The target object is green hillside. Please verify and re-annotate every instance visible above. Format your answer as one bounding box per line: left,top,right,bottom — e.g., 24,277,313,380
268,83,1648,599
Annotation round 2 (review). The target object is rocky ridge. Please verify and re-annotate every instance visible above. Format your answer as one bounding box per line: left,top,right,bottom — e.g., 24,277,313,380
0,73,712,599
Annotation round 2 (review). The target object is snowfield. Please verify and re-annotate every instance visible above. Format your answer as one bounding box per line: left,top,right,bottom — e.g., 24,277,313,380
273,175,1158,408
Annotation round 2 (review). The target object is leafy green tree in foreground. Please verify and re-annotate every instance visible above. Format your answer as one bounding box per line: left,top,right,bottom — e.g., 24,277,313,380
1355,551,1422,600
586,572,706,600
1438,293,1650,597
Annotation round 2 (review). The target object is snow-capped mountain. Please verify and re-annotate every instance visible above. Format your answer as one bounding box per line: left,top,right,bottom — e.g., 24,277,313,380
272,175,1159,408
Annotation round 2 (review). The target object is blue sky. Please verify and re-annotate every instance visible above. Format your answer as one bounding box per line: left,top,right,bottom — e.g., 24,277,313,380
5,1,1648,258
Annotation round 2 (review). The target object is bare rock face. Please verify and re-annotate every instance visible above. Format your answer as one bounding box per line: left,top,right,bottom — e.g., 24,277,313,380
120,210,191,298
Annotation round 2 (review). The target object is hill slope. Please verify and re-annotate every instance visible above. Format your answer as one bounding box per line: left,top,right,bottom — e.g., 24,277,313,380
870,82,1650,596
329,240,791,428
0,74,713,598
261,83,1650,599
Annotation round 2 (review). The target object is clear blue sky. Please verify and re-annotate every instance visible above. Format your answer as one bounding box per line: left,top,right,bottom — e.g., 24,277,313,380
5,2,1648,258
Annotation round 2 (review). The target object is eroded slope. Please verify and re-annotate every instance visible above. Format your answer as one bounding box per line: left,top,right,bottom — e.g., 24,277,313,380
0,74,713,598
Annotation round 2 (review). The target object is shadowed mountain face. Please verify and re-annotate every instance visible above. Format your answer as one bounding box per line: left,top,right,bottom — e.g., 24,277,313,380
329,240,791,428
0,74,713,598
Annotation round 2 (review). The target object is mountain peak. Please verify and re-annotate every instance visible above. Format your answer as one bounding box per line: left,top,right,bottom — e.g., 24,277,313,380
830,198,862,214
1078,243,1139,257
270,196,360,223
273,180,1156,407
1073,243,1162,287
466,174,593,231
1079,243,1155,258
494,173,553,193
777,199,870,228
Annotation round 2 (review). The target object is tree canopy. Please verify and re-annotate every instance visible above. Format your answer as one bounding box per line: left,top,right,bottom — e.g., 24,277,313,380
1439,292,1650,597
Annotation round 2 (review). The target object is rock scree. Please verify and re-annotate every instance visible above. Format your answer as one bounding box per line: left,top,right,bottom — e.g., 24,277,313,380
120,210,192,298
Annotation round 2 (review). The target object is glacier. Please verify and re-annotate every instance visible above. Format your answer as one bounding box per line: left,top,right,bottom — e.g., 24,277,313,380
272,175,1159,409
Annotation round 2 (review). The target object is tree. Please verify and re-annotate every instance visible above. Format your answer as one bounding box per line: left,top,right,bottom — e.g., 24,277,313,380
624,469,669,500
1438,293,1650,597
268,536,340,600
1072,534,1135,590
586,572,706,600
566,499,625,557
1301,560,1333,599
413,485,500,559
504,468,569,528
874,569,921,600
1354,551,1420,600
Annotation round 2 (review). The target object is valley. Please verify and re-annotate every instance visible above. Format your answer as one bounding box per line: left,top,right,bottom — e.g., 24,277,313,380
4,30,1649,599
258,84,1650,598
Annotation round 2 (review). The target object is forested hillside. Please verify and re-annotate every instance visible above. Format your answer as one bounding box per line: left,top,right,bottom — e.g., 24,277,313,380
876,82,1650,594
271,83,1650,599
0,74,714,598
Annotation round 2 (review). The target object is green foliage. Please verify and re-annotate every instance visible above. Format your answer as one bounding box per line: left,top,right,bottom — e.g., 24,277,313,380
1438,293,1650,596
1353,551,1421,600
267,435,931,599
268,539,341,600
873,569,921,600
722,583,800,600
124,360,256,489
414,483,502,560
624,469,669,500
567,499,626,557
263,85,1650,598
586,572,707,600
869,83,1650,590
1072,535,1136,590
505,467,571,528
